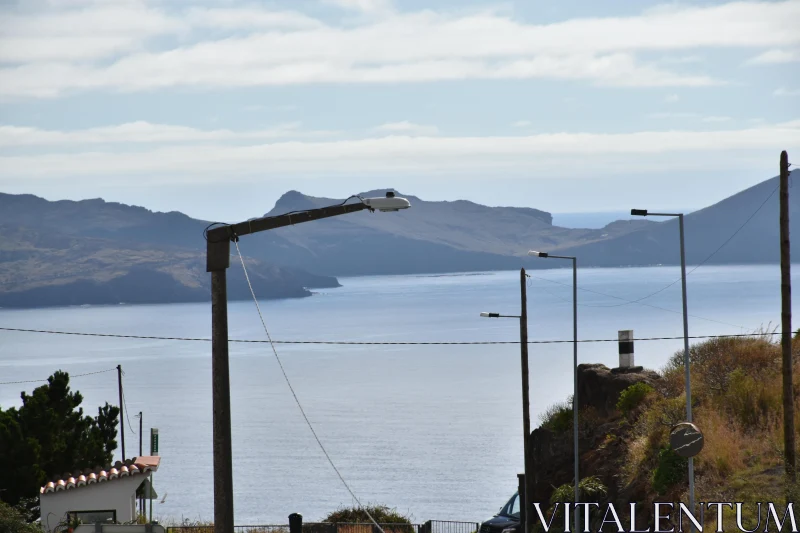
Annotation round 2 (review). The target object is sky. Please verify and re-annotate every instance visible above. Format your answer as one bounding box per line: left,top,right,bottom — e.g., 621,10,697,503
0,0,799,222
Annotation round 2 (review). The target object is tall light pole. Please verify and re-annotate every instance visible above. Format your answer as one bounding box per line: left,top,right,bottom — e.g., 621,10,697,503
630,209,694,525
480,269,531,533
205,193,411,533
528,252,579,529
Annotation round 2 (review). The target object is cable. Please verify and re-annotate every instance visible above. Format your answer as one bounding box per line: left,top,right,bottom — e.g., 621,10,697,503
233,240,386,533
0,326,782,345
121,386,137,435
579,183,780,308
525,274,747,331
0,367,116,385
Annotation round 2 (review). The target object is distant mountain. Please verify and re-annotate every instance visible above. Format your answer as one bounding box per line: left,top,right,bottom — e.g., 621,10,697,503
244,189,653,276
555,170,800,267
1,171,790,309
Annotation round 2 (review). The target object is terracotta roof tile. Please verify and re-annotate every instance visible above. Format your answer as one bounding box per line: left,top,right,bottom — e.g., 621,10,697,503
40,456,160,494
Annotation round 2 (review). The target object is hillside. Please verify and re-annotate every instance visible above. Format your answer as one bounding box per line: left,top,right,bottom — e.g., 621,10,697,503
530,335,798,530
0,222,339,308
555,170,800,267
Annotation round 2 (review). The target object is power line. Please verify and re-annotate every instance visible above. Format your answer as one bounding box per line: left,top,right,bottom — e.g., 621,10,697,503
575,183,780,308
0,325,781,346
233,240,386,533
0,367,116,386
525,274,747,330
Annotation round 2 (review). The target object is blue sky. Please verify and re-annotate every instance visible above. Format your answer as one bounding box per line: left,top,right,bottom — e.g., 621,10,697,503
0,0,798,222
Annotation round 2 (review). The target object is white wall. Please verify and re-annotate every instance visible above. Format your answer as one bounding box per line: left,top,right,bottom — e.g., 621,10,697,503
40,475,145,533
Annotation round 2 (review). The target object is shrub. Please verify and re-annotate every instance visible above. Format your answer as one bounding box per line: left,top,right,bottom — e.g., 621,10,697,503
540,398,573,433
324,505,412,525
617,383,655,415
550,476,608,503
724,368,781,429
0,502,40,533
652,446,687,495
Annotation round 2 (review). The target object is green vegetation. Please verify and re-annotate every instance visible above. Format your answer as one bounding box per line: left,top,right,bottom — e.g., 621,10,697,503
0,502,40,533
324,505,413,524
616,382,654,415
0,371,119,521
651,446,687,495
540,397,573,433
550,476,608,503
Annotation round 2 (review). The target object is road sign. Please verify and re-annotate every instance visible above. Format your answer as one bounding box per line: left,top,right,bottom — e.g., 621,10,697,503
670,422,704,458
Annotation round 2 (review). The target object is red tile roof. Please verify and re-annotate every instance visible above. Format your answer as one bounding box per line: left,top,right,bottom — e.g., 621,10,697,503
41,456,160,494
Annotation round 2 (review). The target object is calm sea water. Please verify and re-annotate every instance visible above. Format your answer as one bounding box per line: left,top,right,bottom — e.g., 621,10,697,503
0,265,795,524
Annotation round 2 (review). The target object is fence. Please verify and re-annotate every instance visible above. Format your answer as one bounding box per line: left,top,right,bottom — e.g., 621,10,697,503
166,520,479,533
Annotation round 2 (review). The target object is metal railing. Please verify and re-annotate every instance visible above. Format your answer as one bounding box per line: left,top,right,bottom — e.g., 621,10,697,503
166,521,479,533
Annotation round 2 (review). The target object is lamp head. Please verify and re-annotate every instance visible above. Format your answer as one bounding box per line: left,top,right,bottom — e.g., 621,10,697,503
363,192,411,212
631,209,648,216
480,312,500,318
528,250,548,258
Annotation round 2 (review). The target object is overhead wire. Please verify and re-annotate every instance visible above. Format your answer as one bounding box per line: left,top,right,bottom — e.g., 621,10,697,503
0,367,117,386
569,182,780,308
0,326,781,346
233,240,386,533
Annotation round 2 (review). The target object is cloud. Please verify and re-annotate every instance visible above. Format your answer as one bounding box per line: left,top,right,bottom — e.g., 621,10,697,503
374,121,438,136
321,0,393,13
512,120,532,127
0,121,340,146
664,94,679,103
646,112,699,119
2,122,797,180
746,48,800,64
702,116,732,123
3,1,799,97
774,87,800,96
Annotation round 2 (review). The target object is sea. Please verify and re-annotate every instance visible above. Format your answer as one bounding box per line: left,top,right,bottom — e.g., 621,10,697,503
0,264,794,525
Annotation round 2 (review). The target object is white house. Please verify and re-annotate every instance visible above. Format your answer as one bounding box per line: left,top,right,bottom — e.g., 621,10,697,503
39,456,160,533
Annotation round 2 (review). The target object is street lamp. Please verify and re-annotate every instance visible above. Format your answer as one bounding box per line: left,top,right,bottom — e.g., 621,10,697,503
528,251,579,529
205,192,411,533
630,208,694,525
480,269,531,533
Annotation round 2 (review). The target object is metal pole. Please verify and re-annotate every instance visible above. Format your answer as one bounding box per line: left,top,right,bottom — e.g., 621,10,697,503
678,214,695,527
139,411,143,519
212,269,235,533
117,365,125,461
572,258,580,532
780,150,796,489
520,268,532,533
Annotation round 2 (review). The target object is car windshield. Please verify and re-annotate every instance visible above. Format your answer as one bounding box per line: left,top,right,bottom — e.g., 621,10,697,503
500,492,520,518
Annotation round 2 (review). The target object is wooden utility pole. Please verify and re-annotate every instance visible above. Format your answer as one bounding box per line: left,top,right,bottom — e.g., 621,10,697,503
780,150,796,487
519,269,532,533
117,364,125,461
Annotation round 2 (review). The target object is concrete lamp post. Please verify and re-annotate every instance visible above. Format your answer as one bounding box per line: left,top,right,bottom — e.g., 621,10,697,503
205,192,411,533
527,251,579,530
630,208,695,527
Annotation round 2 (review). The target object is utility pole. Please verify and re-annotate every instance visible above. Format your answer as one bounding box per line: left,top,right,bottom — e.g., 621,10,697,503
205,194,410,533
520,268,532,533
139,412,143,456
780,150,796,490
117,364,125,461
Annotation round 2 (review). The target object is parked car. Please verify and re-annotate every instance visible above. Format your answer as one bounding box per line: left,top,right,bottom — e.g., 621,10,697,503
479,491,521,533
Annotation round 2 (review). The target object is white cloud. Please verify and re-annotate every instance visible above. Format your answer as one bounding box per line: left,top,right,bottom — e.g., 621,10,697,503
646,112,699,119
512,120,532,127
702,116,732,123
374,121,438,136
321,0,393,13
0,121,340,146
2,1,799,97
664,94,679,103
746,48,800,64
2,122,797,180
774,87,800,96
